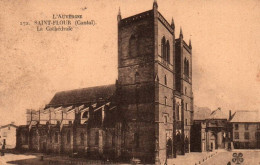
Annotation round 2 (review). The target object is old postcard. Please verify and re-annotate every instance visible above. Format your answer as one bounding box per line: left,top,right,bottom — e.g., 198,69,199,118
0,0,260,164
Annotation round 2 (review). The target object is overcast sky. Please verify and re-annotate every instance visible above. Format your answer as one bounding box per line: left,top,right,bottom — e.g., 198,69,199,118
0,0,260,125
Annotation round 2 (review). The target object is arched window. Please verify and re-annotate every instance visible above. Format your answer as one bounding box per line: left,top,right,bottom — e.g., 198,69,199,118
129,35,137,57
184,58,187,75
134,133,139,148
187,60,189,76
161,37,166,60
80,132,84,145
166,40,170,62
164,75,167,85
176,104,180,121
67,130,71,144
95,132,99,145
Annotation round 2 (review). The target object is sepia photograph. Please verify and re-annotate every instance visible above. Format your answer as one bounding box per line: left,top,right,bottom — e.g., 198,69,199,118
0,0,260,164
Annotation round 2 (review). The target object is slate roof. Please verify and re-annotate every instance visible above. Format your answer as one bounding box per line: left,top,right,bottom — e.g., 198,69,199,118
208,108,227,120
48,84,116,106
230,110,260,123
194,107,227,120
193,106,211,120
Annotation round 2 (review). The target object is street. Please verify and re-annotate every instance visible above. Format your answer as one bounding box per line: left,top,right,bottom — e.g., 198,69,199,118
0,150,260,165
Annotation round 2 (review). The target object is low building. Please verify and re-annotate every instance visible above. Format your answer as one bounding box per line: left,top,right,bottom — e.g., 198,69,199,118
191,108,232,152
230,110,260,149
0,123,18,149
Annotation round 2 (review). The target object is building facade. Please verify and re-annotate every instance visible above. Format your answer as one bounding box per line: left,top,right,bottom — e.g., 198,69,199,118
0,123,17,149
17,1,194,164
230,111,260,149
191,108,233,152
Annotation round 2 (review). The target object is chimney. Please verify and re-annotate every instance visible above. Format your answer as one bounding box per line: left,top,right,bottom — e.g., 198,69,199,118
229,110,232,120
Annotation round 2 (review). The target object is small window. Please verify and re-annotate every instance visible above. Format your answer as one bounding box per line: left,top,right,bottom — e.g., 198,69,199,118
164,116,167,124
234,132,239,139
135,72,140,83
164,96,167,105
245,124,249,130
164,75,167,85
95,132,99,145
235,124,239,130
244,132,249,140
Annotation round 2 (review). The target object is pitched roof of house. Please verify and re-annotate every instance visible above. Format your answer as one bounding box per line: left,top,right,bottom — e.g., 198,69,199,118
0,123,18,129
208,108,227,120
193,106,211,120
48,84,116,106
230,110,260,123
194,107,228,120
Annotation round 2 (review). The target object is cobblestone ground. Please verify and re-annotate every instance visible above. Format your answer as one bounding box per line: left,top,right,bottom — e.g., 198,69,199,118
0,153,120,165
168,149,260,165
202,150,260,165
1,150,260,165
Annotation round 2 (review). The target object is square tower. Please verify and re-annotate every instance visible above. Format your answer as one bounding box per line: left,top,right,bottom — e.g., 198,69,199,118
117,1,193,163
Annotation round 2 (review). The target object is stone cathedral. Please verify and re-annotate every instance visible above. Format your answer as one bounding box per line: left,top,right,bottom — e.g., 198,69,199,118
17,1,194,164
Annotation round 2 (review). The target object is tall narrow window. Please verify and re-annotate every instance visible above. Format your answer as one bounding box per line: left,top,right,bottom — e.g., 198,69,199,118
164,115,167,124
166,40,170,62
134,133,139,148
244,132,249,140
164,96,167,105
187,60,189,76
235,124,239,130
55,132,58,143
176,104,180,121
164,75,167,85
95,132,99,145
184,58,187,75
234,132,239,139
245,124,249,130
112,135,115,147
129,35,137,57
161,37,166,60
67,130,71,144
80,132,84,145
